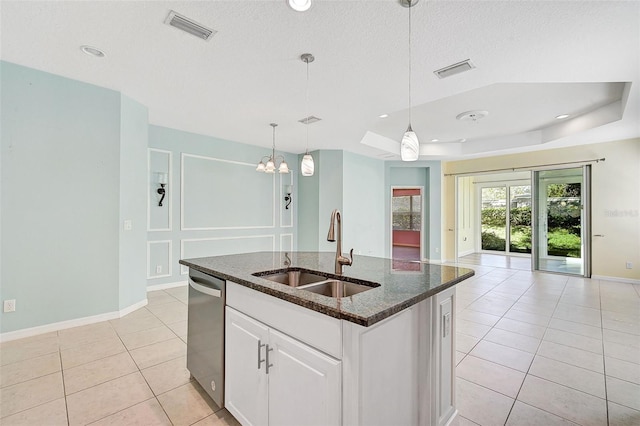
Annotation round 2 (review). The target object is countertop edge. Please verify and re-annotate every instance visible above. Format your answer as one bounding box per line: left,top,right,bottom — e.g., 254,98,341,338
180,258,474,327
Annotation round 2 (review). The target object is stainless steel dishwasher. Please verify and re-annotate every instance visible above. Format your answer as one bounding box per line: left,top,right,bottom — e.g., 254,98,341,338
187,268,226,408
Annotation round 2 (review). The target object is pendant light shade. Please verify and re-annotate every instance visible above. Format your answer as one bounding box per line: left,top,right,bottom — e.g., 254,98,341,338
278,160,290,174
265,159,276,173
401,0,420,162
300,53,315,177
401,125,419,161
301,154,314,176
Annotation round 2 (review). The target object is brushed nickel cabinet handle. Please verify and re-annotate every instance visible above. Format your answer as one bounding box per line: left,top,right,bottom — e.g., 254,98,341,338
257,340,266,370
265,344,274,374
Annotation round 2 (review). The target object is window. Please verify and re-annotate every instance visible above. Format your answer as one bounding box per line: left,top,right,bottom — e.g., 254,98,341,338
392,189,421,231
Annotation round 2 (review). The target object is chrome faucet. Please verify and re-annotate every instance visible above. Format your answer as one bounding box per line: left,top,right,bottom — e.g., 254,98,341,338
327,209,354,275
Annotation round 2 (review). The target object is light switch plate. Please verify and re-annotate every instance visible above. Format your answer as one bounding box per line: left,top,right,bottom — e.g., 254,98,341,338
124,220,132,231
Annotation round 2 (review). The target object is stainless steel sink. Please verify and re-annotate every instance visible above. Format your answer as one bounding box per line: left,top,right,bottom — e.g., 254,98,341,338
252,269,328,287
253,268,380,298
299,280,373,298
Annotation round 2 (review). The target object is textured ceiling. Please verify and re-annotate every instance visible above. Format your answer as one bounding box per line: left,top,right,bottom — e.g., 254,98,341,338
1,0,638,160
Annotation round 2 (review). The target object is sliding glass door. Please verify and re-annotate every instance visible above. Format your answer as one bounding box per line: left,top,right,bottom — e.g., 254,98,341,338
480,184,532,255
533,166,590,276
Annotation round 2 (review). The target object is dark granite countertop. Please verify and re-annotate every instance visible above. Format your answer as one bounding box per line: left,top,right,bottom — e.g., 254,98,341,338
179,251,474,327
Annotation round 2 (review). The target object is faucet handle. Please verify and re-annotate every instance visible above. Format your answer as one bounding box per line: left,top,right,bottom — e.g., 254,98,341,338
340,248,354,267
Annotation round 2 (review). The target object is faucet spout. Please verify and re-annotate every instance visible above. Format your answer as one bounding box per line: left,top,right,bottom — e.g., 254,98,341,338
327,209,353,275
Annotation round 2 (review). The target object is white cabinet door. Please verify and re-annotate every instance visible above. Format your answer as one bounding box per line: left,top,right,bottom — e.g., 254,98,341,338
267,328,341,426
432,287,456,426
225,307,270,426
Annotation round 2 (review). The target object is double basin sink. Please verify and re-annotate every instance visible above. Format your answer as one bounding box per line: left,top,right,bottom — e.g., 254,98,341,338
252,268,380,298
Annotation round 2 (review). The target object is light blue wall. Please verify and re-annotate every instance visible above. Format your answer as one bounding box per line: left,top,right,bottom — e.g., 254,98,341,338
317,151,344,252
146,125,298,287
297,150,320,251
343,152,386,257
297,150,386,257
118,95,149,309
1,61,122,332
386,161,442,261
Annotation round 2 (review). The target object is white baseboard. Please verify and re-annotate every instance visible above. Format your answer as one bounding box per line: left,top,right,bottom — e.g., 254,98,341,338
592,275,640,285
119,299,149,317
147,280,188,291
0,298,148,343
458,249,475,257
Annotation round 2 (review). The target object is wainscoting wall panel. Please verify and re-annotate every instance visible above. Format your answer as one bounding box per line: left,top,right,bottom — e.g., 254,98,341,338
147,240,172,279
181,153,275,231
180,235,275,274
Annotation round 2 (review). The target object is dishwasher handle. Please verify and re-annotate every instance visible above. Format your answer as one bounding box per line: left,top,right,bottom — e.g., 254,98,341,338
189,277,222,298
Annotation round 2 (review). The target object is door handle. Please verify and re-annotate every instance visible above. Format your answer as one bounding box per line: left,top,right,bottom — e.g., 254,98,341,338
188,278,222,298
593,234,605,237
257,340,266,370
265,344,274,374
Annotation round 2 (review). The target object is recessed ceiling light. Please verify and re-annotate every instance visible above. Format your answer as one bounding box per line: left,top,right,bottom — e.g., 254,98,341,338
379,114,389,119
431,139,439,142
555,114,570,119
288,0,311,12
80,45,105,58
459,138,467,143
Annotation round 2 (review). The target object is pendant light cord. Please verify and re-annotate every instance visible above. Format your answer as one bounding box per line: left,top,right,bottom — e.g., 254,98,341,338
408,0,413,126
270,123,277,160
305,58,310,154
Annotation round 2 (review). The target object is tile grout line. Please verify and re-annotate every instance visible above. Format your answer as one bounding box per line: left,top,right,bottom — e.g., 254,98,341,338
57,335,72,426
599,279,611,426
79,289,182,425
457,266,555,424
66,291,164,423
502,275,570,424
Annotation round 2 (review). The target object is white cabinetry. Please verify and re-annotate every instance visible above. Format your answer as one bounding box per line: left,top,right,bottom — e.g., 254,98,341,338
225,280,457,426
225,307,269,425
225,306,341,426
431,286,456,426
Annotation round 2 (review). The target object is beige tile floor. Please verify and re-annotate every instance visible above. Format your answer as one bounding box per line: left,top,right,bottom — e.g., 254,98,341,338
449,257,640,426
1,263,639,425
0,286,239,426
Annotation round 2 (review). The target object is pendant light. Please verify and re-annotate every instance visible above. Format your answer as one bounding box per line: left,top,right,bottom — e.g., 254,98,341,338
300,53,315,177
400,0,420,161
256,123,289,174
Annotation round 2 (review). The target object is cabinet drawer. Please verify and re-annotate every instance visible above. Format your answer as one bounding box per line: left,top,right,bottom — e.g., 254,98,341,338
227,281,342,359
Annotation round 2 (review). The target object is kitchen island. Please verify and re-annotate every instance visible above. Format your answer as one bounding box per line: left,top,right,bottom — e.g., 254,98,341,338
180,251,474,426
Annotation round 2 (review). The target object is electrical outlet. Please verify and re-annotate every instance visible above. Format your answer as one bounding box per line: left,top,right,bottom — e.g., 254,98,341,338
626,262,633,269
156,265,162,274
4,299,16,313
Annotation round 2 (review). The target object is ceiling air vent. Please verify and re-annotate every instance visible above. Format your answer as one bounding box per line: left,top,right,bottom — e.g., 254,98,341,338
434,59,475,79
165,11,216,41
298,116,322,124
